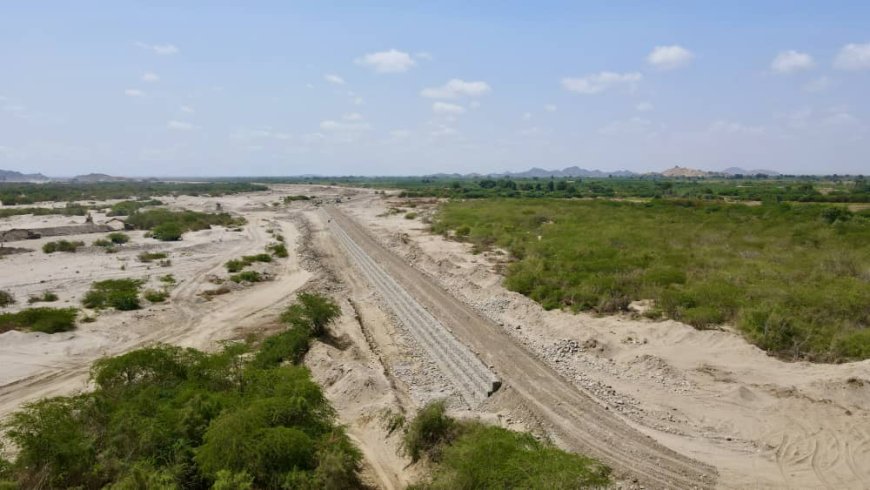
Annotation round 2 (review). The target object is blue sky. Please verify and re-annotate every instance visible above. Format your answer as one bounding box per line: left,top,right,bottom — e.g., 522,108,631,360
1,1,869,176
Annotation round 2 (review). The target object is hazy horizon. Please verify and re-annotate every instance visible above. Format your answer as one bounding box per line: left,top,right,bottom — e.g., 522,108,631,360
2,1,869,176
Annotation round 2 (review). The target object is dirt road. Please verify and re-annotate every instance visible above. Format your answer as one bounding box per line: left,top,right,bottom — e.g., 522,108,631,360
324,204,718,489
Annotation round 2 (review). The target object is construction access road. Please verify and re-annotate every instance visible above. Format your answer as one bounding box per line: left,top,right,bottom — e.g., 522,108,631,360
324,204,718,489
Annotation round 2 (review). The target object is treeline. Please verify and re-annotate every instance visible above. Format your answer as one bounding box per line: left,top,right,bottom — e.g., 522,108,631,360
0,293,360,489
0,182,267,205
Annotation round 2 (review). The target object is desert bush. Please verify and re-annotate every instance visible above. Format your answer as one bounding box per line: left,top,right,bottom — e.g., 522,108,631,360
403,400,457,463
149,222,183,241
0,307,77,334
92,238,113,247
143,289,168,303
420,423,611,489
137,251,167,263
0,290,14,308
230,271,262,283
107,199,163,216
27,291,59,304
42,240,85,254
226,254,273,272
159,274,176,286
127,208,245,241
268,242,289,258
107,232,130,244
82,278,143,310
280,293,341,338
405,212,418,220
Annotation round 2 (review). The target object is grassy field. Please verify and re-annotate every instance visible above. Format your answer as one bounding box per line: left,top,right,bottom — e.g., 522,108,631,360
433,199,870,362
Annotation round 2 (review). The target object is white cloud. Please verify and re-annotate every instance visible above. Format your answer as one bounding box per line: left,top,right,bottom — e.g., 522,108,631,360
561,72,642,94
771,50,814,73
142,72,160,83
136,42,179,55
389,129,411,138
544,104,557,112
124,89,145,97
646,45,694,70
342,112,363,121
708,120,765,135
421,79,491,99
320,120,371,131
834,43,870,71
803,76,832,93
432,102,466,115
352,96,364,105
324,74,345,85
522,112,532,121
636,101,654,112
355,49,416,73
167,120,199,131
180,105,195,114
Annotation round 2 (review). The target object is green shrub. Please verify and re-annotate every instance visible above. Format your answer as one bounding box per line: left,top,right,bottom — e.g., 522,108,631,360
107,199,162,216
0,290,14,308
422,423,611,489
27,291,59,304
137,251,168,263
268,243,289,258
403,400,457,462
82,279,143,310
159,274,176,286
107,232,130,244
405,212,418,220
225,259,246,273
143,289,168,303
280,293,341,337
150,222,183,241
230,271,262,283
243,253,273,264
92,238,113,247
42,240,85,254
0,307,77,334
251,327,312,368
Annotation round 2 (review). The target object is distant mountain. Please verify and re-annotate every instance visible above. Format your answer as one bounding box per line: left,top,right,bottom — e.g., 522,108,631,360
0,169,50,182
721,167,780,176
499,166,637,178
71,173,130,183
660,166,711,178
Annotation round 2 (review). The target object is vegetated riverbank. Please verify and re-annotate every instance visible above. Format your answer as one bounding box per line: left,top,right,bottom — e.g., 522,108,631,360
432,198,869,362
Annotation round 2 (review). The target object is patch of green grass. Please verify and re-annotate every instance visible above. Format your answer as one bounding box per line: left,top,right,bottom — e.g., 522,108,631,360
27,291,59,304
137,251,168,263
159,274,176,286
107,232,130,244
267,242,288,258
225,253,273,272
82,279,144,311
42,240,85,254
229,271,262,283
0,307,77,334
405,401,610,489
143,289,168,303
433,199,870,362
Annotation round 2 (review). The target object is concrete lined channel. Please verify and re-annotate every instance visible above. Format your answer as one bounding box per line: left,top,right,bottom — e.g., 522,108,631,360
322,208,500,406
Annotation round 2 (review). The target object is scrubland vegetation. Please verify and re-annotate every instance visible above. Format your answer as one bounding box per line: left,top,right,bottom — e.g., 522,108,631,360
0,182,266,205
0,293,361,489
404,401,610,489
0,203,89,219
226,254,273,273
433,199,870,362
0,307,77,334
42,240,85,254
27,291,59,304
126,208,246,241
82,278,144,311
137,251,168,263
0,290,14,308
106,199,163,216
